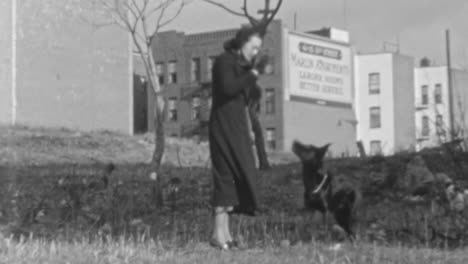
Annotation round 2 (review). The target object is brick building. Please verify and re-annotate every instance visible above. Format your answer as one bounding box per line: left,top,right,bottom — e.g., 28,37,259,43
136,20,358,155
0,0,133,134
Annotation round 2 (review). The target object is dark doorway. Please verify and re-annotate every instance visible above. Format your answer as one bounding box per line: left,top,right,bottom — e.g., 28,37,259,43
133,74,148,134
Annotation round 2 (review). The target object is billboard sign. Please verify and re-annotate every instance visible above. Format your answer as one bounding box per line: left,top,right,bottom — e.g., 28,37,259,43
286,31,353,105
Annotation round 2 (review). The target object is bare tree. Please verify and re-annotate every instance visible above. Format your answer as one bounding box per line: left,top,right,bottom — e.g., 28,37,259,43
203,0,282,36
94,0,187,206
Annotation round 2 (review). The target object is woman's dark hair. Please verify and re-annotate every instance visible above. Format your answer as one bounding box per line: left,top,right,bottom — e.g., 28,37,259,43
224,26,262,51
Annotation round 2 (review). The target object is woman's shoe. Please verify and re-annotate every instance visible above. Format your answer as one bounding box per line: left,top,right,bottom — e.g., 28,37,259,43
209,238,230,250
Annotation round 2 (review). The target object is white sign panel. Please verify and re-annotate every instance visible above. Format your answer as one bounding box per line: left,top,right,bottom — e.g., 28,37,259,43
287,31,352,105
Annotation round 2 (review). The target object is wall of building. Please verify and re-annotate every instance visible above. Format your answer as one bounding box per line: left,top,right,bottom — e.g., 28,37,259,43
392,54,416,152
0,0,13,125
414,66,450,149
14,0,132,133
147,29,235,136
355,53,395,155
451,68,468,138
257,20,284,150
283,99,357,156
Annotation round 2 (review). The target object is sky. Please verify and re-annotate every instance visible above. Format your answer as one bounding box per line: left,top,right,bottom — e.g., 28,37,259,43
162,0,468,69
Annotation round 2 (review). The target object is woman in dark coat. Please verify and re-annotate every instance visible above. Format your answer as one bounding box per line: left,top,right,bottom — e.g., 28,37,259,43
209,26,268,249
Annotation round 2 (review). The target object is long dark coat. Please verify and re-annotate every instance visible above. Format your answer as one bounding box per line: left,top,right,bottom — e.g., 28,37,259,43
247,84,271,171
209,47,259,216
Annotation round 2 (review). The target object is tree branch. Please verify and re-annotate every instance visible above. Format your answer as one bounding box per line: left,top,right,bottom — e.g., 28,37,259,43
241,0,259,25
123,0,142,33
150,0,171,43
203,0,283,29
147,1,170,17
159,1,185,29
203,0,246,17
264,0,282,27
100,0,147,46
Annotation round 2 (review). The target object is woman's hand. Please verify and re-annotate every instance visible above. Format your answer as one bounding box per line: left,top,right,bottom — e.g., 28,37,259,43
250,69,259,77
253,54,269,74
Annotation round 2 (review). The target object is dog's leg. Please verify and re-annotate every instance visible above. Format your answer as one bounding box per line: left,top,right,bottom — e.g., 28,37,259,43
333,208,355,240
323,211,329,234
322,197,330,235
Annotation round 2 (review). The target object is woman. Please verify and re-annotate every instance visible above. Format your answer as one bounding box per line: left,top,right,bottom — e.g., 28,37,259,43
209,26,268,250
248,83,271,171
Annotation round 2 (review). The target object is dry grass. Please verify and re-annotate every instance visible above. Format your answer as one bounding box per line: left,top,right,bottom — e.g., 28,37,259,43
0,125,152,165
0,235,467,264
0,125,297,167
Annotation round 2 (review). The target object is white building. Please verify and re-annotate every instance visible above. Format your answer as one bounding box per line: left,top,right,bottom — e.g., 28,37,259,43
414,65,468,150
354,53,415,155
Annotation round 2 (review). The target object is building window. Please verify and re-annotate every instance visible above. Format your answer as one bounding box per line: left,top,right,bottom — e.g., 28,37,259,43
168,60,177,84
370,140,382,156
265,88,275,114
207,96,212,110
191,95,201,120
436,114,445,135
156,62,164,85
191,57,201,82
264,55,275,75
207,56,216,81
369,107,381,129
168,97,178,122
266,128,276,150
368,73,380,94
434,83,442,104
421,85,428,105
421,115,430,137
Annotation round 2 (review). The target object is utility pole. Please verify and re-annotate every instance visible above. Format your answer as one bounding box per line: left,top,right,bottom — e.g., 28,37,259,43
343,0,347,30
294,12,297,30
446,29,455,140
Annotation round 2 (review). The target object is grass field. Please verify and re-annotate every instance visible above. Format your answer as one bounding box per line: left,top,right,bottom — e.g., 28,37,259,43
1,236,468,264
1,125,468,263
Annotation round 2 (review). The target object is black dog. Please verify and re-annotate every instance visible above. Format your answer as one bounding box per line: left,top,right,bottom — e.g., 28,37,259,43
292,140,360,239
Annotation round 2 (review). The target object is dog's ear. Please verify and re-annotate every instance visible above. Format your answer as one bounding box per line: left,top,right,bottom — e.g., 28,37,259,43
317,143,331,160
292,140,316,161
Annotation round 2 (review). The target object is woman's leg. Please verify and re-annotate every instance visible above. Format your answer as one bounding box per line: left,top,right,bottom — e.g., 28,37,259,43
224,206,234,242
212,207,228,245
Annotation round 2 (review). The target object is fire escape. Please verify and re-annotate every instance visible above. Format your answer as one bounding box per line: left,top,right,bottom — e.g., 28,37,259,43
180,82,212,140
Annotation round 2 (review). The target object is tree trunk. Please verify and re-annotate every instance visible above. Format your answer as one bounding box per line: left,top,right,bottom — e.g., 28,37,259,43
150,94,165,207
146,48,166,208
249,102,271,171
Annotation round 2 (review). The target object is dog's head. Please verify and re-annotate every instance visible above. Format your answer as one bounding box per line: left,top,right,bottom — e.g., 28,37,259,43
292,140,331,194
292,140,330,171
